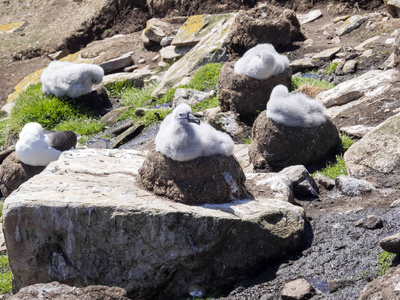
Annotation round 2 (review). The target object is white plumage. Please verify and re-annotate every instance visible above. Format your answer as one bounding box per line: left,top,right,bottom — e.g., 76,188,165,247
16,123,76,166
40,61,104,98
266,84,327,128
234,43,289,80
155,103,234,161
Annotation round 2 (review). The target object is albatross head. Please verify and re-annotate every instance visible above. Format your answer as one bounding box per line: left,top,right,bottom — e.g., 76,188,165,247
173,103,200,125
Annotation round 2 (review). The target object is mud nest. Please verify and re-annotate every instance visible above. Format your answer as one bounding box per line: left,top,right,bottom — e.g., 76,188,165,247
138,150,249,204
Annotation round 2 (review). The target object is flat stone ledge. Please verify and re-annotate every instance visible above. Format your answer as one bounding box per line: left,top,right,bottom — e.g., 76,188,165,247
3,149,306,299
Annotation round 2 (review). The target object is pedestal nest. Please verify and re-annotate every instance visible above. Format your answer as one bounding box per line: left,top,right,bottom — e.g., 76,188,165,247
138,150,249,204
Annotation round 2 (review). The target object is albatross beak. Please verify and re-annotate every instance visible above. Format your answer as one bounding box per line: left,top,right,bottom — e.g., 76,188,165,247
187,113,200,125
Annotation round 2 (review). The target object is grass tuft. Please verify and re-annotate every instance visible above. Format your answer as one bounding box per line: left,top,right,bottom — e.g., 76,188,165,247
0,255,12,294
9,83,93,133
291,75,335,91
313,134,354,179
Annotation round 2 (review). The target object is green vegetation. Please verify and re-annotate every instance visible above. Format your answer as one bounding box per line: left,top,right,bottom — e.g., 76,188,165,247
378,251,396,276
159,63,222,105
3,83,107,148
323,62,339,75
0,255,12,294
112,63,223,127
9,84,98,133
313,134,354,180
291,75,335,91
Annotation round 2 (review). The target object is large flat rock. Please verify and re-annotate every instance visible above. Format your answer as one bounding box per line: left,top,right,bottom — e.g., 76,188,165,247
344,112,400,187
3,149,306,300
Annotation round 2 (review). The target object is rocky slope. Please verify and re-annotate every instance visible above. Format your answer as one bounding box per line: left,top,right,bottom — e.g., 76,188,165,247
1,0,400,299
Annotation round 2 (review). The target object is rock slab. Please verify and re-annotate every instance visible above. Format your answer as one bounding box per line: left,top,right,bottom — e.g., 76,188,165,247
344,112,400,187
3,149,306,300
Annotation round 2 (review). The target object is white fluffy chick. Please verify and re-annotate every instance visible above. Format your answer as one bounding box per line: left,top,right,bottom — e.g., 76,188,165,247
234,43,289,80
16,123,77,166
266,85,327,128
41,61,104,98
155,103,234,161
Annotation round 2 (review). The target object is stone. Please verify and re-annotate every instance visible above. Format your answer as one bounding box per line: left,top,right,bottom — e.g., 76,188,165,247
160,37,174,47
336,15,368,36
218,61,292,121
101,106,132,126
249,112,340,171
313,174,335,190
312,46,342,61
335,175,375,196
172,88,215,108
233,144,253,174
102,72,146,90
359,267,400,299
47,49,71,61
138,150,249,204
244,172,294,203
99,52,134,75
339,125,375,139
354,215,384,229
123,65,139,72
142,18,179,46
333,15,351,23
342,59,357,74
289,58,320,74
316,69,397,108
329,279,354,293
296,9,322,25
172,14,234,47
8,282,130,300
3,149,306,299
280,278,315,300
207,111,243,138
0,152,45,198
279,165,319,199
0,146,14,164
382,53,395,70
160,45,192,62
110,124,145,149
386,0,400,17
151,13,235,98
361,49,374,57
390,199,400,208
134,107,147,117
0,102,14,118
354,36,380,51
380,232,400,253
105,122,133,136
225,4,304,56
0,21,25,33
344,112,400,187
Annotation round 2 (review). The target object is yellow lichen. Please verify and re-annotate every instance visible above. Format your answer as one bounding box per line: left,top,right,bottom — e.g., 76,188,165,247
0,22,24,33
